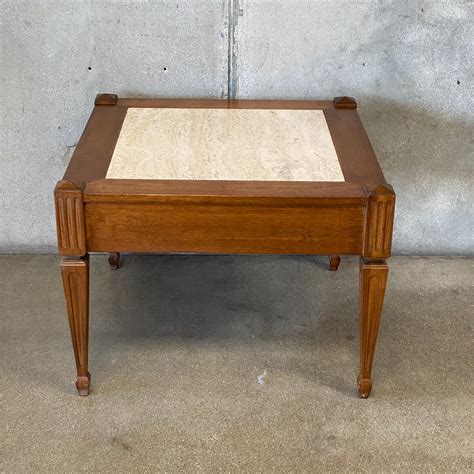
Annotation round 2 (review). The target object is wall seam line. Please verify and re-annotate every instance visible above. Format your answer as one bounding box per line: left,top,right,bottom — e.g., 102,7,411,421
227,0,239,100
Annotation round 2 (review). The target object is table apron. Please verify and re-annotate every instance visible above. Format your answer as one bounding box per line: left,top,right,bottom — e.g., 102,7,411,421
84,201,365,255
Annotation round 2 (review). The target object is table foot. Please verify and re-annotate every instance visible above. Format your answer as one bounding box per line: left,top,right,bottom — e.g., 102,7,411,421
329,255,340,271
76,372,91,396
108,252,120,270
358,376,372,399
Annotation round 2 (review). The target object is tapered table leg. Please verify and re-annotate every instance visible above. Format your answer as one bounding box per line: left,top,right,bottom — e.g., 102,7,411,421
61,255,90,396
108,252,120,270
329,255,340,271
358,258,388,398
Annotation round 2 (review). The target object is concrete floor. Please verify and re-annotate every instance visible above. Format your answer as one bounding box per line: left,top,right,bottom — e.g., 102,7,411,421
1,255,472,472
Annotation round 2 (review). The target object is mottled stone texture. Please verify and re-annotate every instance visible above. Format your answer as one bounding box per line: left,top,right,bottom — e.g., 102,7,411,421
107,108,344,181
0,0,472,254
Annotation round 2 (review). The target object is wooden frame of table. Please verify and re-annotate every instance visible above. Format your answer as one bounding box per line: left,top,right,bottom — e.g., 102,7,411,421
55,94,395,398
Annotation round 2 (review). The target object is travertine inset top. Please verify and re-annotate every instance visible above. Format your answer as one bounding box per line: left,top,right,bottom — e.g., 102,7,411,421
106,108,345,182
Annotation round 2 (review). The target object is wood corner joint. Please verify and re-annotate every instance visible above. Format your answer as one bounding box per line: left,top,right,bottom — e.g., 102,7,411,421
333,96,357,109
55,180,87,256
362,183,396,260
95,93,118,106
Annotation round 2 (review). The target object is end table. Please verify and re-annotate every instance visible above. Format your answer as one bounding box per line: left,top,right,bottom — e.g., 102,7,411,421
55,94,395,398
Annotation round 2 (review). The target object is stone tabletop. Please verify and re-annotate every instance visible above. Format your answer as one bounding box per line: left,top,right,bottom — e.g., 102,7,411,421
106,107,345,182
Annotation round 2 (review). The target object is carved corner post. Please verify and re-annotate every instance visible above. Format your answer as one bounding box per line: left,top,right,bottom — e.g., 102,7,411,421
359,184,395,398
55,180,90,395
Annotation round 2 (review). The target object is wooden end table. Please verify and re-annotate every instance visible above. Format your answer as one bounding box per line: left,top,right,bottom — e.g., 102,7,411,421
55,94,395,398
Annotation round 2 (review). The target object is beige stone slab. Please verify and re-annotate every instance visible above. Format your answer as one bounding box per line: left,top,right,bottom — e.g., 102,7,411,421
106,108,345,181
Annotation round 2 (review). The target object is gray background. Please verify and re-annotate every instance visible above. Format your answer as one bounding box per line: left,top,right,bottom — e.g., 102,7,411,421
1,0,472,254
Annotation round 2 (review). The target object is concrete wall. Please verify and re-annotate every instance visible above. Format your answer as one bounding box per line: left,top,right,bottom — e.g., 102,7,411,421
1,0,472,254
